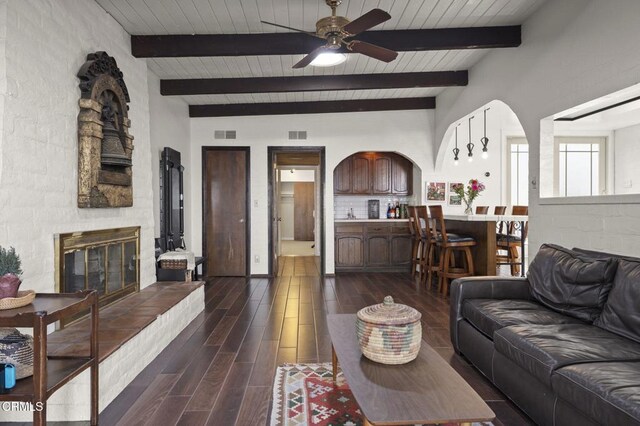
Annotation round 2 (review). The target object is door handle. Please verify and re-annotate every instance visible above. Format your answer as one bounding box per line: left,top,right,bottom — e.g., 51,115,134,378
239,218,245,223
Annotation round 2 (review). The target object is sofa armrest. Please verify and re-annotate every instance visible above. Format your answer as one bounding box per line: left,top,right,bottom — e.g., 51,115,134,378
450,276,532,353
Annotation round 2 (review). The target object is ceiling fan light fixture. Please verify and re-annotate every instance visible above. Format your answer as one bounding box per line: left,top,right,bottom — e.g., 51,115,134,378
310,52,347,67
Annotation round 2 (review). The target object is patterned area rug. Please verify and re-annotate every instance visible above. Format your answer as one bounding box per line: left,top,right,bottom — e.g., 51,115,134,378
271,363,362,426
270,363,494,426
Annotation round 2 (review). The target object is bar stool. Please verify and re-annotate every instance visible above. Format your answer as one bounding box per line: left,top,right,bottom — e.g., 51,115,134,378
475,206,489,214
494,205,507,236
407,206,422,279
428,205,476,295
497,206,528,276
415,206,439,289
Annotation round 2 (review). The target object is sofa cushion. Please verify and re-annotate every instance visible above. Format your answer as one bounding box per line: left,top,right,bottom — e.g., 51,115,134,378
462,299,584,339
552,362,640,425
527,244,617,322
594,258,640,344
494,324,640,387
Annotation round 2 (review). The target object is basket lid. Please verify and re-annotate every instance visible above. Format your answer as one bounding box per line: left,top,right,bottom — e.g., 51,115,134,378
356,295,421,326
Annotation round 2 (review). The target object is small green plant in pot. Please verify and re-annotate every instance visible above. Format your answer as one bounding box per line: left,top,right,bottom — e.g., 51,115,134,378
0,246,23,299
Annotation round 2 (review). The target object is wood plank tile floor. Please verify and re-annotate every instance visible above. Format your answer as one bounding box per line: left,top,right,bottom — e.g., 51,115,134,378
100,257,533,426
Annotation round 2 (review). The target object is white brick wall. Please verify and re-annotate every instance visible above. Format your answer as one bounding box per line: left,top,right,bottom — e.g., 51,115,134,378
148,71,192,250
0,286,205,422
0,0,156,293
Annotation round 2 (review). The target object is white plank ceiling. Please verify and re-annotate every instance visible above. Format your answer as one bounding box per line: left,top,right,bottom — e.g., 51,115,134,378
95,0,548,105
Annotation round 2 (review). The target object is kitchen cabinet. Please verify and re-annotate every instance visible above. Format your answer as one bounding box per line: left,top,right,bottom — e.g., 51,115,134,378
351,153,372,194
335,223,365,268
335,221,411,272
333,152,412,195
333,157,352,194
372,155,392,194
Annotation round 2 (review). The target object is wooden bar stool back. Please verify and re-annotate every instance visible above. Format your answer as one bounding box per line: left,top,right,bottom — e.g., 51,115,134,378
475,206,489,214
494,205,507,234
497,205,528,275
408,206,422,279
413,206,430,285
428,205,476,295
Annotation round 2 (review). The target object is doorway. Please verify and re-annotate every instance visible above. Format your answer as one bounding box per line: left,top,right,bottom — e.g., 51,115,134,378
202,147,250,276
268,147,325,277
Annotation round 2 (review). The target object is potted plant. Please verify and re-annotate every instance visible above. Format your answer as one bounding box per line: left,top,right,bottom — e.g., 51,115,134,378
0,246,23,299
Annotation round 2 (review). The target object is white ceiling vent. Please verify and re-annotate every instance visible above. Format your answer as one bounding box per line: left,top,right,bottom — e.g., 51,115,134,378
288,131,308,140
214,130,237,139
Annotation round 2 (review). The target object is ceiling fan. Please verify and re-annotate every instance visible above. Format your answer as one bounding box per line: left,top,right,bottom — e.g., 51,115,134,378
261,0,398,69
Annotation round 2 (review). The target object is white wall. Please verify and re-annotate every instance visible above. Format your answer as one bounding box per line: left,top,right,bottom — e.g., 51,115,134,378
434,0,640,257
434,100,525,212
614,124,640,195
148,71,192,249
0,0,156,293
190,110,435,275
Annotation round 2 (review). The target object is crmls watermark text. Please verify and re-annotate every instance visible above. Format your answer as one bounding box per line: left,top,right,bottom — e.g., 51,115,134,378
0,402,44,412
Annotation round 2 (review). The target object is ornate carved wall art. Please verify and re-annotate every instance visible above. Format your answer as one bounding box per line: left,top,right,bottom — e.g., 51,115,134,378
77,51,134,208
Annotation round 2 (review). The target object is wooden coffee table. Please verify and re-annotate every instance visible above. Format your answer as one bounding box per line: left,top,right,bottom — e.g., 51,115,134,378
327,314,495,426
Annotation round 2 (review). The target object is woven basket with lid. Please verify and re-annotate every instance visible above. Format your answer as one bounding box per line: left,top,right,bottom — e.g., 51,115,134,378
356,295,421,365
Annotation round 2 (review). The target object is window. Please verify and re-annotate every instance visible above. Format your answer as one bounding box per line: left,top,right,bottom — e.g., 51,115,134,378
556,137,606,197
507,137,529,206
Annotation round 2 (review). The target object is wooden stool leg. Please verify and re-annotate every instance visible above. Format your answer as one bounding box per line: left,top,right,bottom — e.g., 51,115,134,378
464,247,474,276
426,244,435,289
509,246,519,276
411,239,419,278
440,248,451,295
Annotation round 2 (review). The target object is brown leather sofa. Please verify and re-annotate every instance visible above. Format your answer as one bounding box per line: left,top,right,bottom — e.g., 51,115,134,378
450,244,640,426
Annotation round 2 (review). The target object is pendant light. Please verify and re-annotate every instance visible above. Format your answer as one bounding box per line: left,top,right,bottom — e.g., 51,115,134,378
481,107,491,159
467,116,475,162
453,123,461,166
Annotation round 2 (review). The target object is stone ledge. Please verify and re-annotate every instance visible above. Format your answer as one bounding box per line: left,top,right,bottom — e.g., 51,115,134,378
1,281,205,422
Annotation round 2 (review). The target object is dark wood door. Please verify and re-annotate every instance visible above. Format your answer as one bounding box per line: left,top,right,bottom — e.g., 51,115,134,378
372,154,392,194
392,155,413,195
352,154,371,194
294,182,314,241
204,148,248,276
333,158,352,194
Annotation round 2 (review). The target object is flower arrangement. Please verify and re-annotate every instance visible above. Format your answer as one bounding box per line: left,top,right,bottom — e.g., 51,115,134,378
453,179,486,214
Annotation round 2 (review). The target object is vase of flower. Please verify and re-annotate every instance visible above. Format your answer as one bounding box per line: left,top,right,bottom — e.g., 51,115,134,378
454,179,486,215
463,199,474,215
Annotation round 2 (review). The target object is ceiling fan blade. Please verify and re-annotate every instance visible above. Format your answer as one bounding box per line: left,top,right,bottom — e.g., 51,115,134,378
293,46,328,69
347,40,398,63
342,9,391,36
260,20,320,37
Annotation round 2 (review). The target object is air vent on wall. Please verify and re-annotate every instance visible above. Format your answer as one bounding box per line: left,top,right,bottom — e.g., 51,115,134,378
214,130,237,139
288,131,308,140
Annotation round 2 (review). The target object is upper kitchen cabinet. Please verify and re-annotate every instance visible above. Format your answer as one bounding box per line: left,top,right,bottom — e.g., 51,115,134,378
352,153,373,194
333,152,413,195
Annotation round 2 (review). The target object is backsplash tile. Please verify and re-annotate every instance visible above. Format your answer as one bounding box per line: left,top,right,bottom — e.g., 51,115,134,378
334,195,415,219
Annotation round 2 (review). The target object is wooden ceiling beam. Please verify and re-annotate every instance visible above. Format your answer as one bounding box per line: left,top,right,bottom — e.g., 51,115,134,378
189,97,436,117
132,26,520,58
162,71,466,96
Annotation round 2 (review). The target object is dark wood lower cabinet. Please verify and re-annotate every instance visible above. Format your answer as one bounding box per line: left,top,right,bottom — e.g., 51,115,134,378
335,221,411,272
335,235,365,268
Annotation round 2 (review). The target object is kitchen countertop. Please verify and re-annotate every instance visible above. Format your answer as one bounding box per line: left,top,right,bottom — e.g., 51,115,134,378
334,218,410,222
